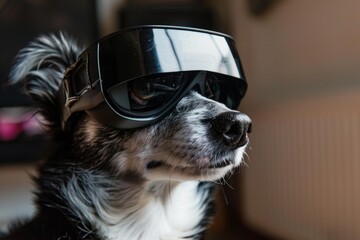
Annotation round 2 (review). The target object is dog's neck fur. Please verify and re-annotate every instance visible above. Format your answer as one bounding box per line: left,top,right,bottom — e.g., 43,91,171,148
37,158,214,240
66,179,207,240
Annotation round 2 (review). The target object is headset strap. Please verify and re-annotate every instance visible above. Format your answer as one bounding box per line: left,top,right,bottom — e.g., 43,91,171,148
58,54,103,130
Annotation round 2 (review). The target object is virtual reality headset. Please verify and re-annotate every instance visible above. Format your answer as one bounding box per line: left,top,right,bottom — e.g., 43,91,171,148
58,25,247,130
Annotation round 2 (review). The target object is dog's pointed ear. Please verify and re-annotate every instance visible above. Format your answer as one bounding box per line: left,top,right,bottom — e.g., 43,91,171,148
9,32,83,134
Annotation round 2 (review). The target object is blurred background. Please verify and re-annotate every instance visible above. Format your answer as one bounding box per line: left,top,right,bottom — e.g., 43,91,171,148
1,0,360,239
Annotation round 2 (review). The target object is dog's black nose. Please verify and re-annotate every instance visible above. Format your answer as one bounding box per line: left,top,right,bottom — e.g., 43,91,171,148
211,111,252,149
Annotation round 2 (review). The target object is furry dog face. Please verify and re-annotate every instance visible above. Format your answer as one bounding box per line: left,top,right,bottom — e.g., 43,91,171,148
74,91,251,183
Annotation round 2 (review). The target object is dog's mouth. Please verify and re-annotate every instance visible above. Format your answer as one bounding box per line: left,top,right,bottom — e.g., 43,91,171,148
146,158,235,170
144,147,246,181
208,158,235,168
144,156,237,181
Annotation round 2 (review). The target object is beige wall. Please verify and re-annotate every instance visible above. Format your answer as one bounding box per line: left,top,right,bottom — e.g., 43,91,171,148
0,166,36,228
222,0,360,239
227,0,360,108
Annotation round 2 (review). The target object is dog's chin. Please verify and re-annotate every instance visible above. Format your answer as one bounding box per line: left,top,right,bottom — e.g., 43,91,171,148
144,147,246,181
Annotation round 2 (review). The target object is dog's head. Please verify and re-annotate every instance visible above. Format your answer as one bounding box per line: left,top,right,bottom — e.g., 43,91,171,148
74,91,251,182
10,30,251,182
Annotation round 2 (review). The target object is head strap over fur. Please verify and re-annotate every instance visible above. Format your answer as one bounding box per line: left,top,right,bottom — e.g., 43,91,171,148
57,58,103,131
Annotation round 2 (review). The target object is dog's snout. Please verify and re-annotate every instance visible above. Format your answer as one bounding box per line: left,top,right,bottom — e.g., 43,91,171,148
212,112,252,149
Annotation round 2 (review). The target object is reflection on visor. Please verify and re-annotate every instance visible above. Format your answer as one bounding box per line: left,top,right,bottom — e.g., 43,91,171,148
99,27,244,91
202,72,242,109
108,72,243,114
152,29,240,77
109,73,185,113
128,73,184,111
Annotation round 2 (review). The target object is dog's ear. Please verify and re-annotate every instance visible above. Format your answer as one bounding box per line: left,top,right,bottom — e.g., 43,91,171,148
9,32,82,133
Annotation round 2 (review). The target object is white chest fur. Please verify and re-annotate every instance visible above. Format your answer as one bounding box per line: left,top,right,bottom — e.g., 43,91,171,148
102,181,205,240
62,178,207,240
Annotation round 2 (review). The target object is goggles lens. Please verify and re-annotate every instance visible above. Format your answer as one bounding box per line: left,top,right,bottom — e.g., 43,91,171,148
128,74,183,111
107,71,244,118
108,72,185,113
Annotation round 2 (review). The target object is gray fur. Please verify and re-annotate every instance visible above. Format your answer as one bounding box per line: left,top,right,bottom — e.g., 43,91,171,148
9,32,82,131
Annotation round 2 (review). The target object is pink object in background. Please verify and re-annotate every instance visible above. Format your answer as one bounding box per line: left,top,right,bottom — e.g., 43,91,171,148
0,108,44,142
0,119,23,141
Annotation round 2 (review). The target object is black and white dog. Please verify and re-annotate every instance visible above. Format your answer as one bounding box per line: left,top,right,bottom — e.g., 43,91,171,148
1,32,251,240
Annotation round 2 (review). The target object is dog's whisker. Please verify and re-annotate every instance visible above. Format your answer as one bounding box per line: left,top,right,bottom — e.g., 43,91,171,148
242,160,249,168
222,176,234,190
220,186,229,206
244,151,250,160
241,151,251,168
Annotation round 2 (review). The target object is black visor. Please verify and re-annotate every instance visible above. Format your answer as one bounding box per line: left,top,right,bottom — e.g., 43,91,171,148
58,26,247,130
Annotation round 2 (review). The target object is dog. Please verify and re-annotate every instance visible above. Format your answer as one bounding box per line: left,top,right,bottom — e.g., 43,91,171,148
1,31,252,240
